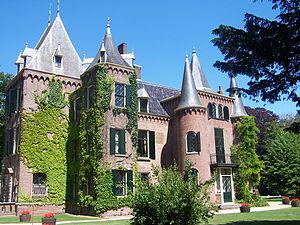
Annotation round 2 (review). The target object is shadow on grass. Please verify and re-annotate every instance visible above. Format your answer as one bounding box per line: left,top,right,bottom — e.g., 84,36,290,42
222,221,300,225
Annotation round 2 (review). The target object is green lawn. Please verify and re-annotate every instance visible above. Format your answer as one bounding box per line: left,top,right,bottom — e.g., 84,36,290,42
0,213,97,223
0,208,299,225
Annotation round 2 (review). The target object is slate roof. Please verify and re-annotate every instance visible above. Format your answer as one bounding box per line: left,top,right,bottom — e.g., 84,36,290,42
23,14,83,78
227,77,248,117
176,54,202,111
191,49,211,91
137,80,179,116
87,19,130,70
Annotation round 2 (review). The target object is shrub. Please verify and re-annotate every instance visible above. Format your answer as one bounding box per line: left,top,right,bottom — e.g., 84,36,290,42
131,163,216,225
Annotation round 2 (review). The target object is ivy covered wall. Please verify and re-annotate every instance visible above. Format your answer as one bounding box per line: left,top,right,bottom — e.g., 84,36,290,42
19,78,68,204
66,64,139,215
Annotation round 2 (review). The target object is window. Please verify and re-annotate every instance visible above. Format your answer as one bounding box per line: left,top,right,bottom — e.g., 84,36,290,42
218,105,223,119
33,173,47,197
115,83,125,107
223,106,229,120
212,104,217,118
110,128,126,155
208,103,217,119
216,172,221,193
187,131,201,153
139,98,148,113
112,170,133,196
54,55,62,68
214,128,225,163
191,168,199,184
138,130,155,159
139,173,149,182
88,85,94,108
115,83,131,108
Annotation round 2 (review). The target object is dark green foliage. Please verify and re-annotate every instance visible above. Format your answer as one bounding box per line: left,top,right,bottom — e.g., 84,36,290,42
245,107,279,157
231,117,264,202
19,78,68,204
38,77,66,109
131,164,216,225
263,130,300,196
212,0,300,105
0,72,13,161
77,65,137,214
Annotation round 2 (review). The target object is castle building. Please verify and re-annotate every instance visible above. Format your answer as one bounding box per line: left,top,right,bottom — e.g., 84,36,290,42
1,6,248,215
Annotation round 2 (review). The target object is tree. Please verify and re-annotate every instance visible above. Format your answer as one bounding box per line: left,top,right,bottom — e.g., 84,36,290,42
231,117,264,202
245,107,279,157
0,72,13,161
212,0,300,106
263,129,300,196
131,163,216,225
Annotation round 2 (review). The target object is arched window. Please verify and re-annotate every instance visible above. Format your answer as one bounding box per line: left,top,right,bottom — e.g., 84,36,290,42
212,104,217,118
191,168,199,184
223,106,229,121
208,103,213,118
187,131,201,153
218,105,223,119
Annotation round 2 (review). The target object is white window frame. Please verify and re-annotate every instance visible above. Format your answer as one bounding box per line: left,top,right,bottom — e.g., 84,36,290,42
138,98,149,113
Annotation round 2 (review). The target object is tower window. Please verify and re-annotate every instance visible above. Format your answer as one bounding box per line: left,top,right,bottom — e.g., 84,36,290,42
187,131,201,153
54,55,62,68
115,83,125,107
139,98,148,113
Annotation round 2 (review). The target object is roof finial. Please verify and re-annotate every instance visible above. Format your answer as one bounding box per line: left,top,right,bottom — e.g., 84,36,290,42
185,50,188,59
57,0,60,15
25,42,28,48
106,17,111,35
48,3,52,26
192,47,196,54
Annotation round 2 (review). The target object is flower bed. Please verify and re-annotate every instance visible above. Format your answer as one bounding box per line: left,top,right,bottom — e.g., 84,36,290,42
42,213,56,225
240,203,251,213
291,198,300,207
19,210,31,222
282,196,290,205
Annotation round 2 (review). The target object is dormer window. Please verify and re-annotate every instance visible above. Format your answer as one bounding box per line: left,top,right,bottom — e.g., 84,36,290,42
54,55,62,68
139,98,148,113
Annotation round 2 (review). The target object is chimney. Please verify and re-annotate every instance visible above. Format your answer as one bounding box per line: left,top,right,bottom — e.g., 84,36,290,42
218,85,223,95
118,43,127,54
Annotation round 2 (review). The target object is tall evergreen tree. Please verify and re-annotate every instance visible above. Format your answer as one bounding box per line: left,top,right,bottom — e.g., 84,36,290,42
212,0,300,106
231,117,264,201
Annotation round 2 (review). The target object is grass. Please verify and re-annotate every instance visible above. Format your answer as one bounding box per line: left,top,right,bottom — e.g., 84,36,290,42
0,208,299,224
0,213,97,223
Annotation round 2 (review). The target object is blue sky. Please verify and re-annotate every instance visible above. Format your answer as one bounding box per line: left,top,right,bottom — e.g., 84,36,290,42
0,0,297,116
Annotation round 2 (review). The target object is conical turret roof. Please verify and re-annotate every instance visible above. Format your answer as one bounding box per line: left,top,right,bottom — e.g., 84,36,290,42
87,18,130,70
176,54,202,111
190,49,211,91
228,76,248,117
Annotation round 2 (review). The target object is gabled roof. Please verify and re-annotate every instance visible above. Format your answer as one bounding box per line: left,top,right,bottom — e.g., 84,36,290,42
87,18,130,70
227,77,248,118
137,80,179,116
25,14,83,78
176,54,202,111
190,49,211,91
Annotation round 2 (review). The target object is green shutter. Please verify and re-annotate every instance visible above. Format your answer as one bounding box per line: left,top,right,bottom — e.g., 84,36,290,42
112,169,116,195
196,132,201,152
126,85,131,107
70,99,75,122
149,131,155,159
127,170,133,193
119,129,126,154
110,128,115,155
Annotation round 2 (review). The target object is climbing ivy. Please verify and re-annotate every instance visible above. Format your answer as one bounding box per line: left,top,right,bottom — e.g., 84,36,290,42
74,64,139,214
19,78,68,205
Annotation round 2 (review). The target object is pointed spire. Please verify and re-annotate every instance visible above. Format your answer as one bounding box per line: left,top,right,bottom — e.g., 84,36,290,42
57,0,60,15
176,53,202,111
190,48,211,91
106,17,111,35
227,76,248,118
48,3,52,26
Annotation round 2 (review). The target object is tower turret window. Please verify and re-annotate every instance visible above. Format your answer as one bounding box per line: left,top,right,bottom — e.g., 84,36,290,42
139,98,148,113
187,131,201,153
54,55,62,68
